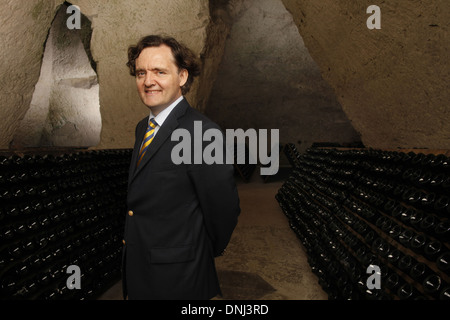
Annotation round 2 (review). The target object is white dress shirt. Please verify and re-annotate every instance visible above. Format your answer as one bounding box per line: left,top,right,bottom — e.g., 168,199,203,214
149,95,184,136
139,95,184,151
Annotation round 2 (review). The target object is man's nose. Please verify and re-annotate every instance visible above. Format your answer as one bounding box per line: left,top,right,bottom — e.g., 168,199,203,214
144,73,156,87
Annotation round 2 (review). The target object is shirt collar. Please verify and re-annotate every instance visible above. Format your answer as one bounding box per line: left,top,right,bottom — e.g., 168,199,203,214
150,95,184,126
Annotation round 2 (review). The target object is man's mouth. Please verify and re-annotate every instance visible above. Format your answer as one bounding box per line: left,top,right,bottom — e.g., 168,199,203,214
145,90,161,95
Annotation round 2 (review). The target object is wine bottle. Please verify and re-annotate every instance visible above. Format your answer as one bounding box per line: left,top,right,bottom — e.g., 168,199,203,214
434,220,450,242
422,273,446,299
372,237,391,258
383,199,397,215
409,262,434,283
401,208,415,225
424,240,444,262
364,230,378,246
434,195,449,217
436,251,450,276
409,210,424,230
402,187,421,206
391,204,406,220
419,214,437,236
397,254,418,274
429,172,445,190
398,229,416,248
440,286,450,300
387,248,405,267
385,271,406,292
397,282,421,300
419,192,436,211
418,170,433,188
410,234,428,255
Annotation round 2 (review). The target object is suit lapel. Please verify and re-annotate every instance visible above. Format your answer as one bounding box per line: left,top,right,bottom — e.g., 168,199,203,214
128,118,147,183
129,98,189,184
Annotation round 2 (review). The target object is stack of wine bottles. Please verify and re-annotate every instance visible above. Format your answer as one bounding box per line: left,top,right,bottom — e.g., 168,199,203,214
0,149,132,300
277,147,450,300
283,143,302,169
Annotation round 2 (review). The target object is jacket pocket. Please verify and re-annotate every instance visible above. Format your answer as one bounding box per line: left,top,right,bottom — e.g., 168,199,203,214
149,245,195,264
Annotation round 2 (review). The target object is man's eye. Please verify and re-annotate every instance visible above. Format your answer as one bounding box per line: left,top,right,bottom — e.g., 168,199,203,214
137,72,145,77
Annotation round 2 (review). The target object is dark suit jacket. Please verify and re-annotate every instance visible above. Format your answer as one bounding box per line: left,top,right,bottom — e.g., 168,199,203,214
122,98,240,300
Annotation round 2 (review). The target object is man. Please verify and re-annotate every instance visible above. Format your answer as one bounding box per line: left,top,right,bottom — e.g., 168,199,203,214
122,35,240,300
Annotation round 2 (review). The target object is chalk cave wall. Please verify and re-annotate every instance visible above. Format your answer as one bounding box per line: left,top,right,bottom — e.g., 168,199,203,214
0,0,448,151
206,0,361,150
12,4,101,148
282,0,450,149
0,0,216,150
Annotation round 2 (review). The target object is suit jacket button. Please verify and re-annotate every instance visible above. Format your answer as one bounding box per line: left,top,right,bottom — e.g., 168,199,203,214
128,210,134,217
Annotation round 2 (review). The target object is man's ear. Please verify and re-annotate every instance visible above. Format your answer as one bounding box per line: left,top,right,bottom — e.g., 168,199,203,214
179,69,188,87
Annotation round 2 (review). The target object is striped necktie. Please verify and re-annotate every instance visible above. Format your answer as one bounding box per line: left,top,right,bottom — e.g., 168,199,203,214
137,118,158,167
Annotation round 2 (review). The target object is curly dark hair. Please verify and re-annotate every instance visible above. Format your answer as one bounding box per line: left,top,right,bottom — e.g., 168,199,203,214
126,35,201,95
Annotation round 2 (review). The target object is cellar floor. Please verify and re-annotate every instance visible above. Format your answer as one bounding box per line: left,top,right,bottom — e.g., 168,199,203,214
98,171,328,300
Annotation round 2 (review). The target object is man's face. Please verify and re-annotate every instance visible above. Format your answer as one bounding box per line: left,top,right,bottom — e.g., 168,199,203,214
135,45,188,115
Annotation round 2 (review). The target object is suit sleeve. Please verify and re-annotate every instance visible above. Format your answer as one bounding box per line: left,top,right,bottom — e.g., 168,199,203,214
187,124,240,257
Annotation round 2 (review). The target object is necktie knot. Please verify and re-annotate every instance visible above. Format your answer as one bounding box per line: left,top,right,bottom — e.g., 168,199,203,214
149,118,158,129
